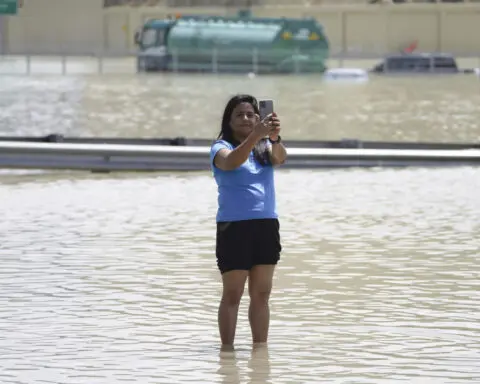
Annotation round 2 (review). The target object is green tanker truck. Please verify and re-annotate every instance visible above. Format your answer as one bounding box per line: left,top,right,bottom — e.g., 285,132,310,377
134,11,330,74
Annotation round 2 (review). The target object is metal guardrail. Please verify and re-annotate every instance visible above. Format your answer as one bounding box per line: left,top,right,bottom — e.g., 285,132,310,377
1,141,479,172
0,54,345,76
166,0,263,6
0,55,135,75
1,53,479,76
102,0,480,6
0,49,329,75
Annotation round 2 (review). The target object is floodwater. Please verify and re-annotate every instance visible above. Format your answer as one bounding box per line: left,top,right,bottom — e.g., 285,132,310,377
0,57,479,383
1,55,480,143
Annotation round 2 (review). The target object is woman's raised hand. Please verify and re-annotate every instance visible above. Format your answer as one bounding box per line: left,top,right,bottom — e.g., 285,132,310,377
253,114,275,138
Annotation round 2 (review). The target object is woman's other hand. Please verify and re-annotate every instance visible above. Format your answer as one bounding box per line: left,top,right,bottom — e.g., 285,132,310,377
253,114,275,138
268,113,281,141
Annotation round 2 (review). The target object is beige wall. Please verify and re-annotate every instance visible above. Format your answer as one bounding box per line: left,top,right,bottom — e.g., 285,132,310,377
308,5,480,56
4,0,104,54
4,2,480,56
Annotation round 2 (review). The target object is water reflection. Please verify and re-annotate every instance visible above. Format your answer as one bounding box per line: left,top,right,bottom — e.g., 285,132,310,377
247,344,271,384
218,347,241,384
216,344,270,384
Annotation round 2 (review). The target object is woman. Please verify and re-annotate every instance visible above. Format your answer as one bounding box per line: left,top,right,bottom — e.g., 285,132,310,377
210,94,288,348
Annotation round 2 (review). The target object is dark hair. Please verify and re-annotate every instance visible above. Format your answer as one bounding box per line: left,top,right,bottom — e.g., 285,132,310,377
217,94,271,166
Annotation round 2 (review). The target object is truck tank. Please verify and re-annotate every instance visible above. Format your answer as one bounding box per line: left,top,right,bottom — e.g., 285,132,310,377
136,14,330,74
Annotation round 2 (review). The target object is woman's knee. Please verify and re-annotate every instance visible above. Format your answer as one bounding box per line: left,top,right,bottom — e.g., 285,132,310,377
221,287,244,306
248,265,275,303
249,285,272,304
248,280,273,303
221,270,248,306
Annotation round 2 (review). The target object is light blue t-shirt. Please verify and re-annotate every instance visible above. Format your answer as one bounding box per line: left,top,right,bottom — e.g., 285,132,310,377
210,139,278,222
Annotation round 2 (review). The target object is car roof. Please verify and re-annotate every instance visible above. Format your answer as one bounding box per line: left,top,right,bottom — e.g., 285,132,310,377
385,52,455,60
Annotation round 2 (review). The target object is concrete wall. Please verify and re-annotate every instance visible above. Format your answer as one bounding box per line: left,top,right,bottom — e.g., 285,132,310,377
4,2,480,56
5,0,104,54
308,4,480,56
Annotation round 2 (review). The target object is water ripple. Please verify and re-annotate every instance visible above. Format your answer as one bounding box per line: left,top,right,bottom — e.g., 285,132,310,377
0,167,479,383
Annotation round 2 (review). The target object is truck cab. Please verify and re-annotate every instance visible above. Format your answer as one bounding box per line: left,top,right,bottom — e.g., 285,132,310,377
135,19,175,71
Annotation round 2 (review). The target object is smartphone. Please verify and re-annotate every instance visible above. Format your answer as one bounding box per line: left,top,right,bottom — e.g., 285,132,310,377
259,99,274,121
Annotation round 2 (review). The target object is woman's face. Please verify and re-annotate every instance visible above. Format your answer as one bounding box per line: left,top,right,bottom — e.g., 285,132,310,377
230,102,257,141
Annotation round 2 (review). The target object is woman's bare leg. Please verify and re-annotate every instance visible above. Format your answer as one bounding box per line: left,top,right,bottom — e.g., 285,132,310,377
218,270,249,346
248,265,276,343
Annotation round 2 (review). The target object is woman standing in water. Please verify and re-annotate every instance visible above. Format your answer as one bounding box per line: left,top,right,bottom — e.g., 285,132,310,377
210,94,287,347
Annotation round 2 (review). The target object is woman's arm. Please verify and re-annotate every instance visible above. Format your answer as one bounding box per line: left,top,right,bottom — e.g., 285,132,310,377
214,132,262,171
268,113,287,166
214,115,273,171
270,139,287,165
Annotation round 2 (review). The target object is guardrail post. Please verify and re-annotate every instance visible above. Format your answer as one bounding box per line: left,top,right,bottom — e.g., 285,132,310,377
26,55,31,75
294,47,300,74
252,47,258,74
172,49,178,72
62,55,67,75
98,55,103,74
212,47,218,73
